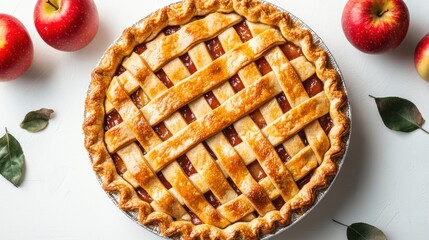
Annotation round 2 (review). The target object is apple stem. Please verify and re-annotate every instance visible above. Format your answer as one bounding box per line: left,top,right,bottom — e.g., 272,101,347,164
46,0,59,10
377,9,389,17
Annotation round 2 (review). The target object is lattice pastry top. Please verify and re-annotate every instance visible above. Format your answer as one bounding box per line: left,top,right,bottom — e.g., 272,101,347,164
83,0,350,239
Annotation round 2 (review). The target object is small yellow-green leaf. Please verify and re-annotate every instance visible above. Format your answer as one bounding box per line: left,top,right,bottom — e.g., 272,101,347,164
20,108,54,133
370,95,428,134
0,128,25,187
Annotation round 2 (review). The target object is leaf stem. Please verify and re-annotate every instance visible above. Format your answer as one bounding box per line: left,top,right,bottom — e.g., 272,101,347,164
419,126,429,134
368,94,377,99
332,219,349,228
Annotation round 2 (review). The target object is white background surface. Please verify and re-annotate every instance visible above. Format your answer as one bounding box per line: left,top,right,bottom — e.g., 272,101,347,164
1,0,428,239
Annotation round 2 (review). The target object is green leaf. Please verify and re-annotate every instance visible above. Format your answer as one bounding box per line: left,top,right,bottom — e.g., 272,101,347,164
0,129,25,187
347,223,387,240
20,108,54,133
370,95,428,134
333,220,387,240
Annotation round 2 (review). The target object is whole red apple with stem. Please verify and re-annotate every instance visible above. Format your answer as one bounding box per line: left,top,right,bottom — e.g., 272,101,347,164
34,0,99,51
415,33,429,81
342,0,409,54
0,14,34,81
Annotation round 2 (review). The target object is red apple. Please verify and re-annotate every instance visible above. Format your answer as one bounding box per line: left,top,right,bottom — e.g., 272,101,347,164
34,0,99,51
342,0,409,54
0,14,34,81
415,33,429,81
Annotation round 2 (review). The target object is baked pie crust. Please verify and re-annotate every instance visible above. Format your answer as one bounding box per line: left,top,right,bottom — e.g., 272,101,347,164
83,0,350,239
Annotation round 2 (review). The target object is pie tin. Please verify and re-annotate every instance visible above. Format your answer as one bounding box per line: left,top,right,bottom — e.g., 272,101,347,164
91,1,352,239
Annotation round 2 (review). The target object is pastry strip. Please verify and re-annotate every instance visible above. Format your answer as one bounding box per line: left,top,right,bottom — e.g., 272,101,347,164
105,123,135,153
216,195,255,223
263,92,330,146
285,146,318,181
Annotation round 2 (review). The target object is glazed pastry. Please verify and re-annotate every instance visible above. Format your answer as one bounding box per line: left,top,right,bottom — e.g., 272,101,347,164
83,0,350,239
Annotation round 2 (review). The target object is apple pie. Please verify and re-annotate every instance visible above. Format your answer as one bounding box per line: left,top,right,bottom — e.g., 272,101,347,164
83,0,350,239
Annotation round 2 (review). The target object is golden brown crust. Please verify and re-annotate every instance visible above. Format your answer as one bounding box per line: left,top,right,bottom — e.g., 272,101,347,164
83,0,350,239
